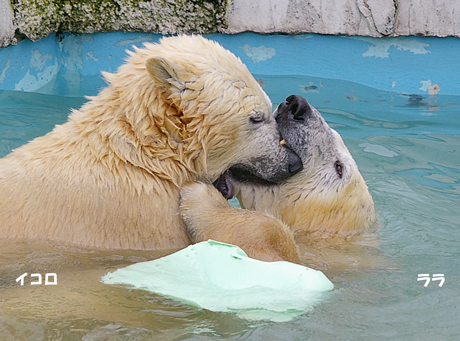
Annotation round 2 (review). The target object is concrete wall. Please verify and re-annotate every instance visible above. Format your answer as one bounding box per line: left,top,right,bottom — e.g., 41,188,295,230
1,0,460,48
3,31,460,96
226,0,460,37
0,0,15,47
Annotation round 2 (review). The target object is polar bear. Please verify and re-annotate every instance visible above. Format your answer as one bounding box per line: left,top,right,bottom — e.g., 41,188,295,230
231,95,378,239
0,36,302,250
180,95,377,264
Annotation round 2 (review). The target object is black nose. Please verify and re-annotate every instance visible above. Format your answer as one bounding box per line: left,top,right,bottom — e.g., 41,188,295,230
282,95,311,121
287,150,303,175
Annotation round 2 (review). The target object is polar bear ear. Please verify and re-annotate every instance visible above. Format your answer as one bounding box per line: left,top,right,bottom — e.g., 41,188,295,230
146,57,186,94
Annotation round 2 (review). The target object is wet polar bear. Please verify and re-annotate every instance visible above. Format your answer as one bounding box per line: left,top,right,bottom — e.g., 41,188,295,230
0,36,302,250
181,95,377,263
235,95,378,239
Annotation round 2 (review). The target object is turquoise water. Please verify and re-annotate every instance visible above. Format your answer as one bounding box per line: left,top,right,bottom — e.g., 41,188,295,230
0,76,459,340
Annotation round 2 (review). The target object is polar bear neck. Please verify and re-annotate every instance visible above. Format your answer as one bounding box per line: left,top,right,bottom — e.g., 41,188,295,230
235,170,377,240
234,183,281,214
278,172,377,239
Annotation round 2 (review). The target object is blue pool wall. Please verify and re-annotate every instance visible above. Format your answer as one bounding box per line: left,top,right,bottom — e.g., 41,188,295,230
0,32,460,97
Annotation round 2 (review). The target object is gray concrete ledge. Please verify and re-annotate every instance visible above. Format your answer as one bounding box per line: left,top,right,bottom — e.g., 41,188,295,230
226,0,460,37
2,0,460,48
0,0,15,47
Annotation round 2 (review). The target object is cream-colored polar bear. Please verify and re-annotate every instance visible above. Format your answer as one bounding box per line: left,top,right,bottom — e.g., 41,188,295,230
0,36,302,250
180,95,377,264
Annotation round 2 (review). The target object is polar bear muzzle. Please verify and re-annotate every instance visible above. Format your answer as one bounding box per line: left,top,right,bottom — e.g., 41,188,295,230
213,145,303,199
274,94,335,160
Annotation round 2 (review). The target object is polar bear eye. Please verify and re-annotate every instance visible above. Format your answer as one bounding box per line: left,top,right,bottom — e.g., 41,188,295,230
335,161,344,178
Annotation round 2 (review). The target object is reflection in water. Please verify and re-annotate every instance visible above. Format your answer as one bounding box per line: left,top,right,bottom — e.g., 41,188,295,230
0,240,253,339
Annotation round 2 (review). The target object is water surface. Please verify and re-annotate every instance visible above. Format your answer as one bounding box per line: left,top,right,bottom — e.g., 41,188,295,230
0,76,459,340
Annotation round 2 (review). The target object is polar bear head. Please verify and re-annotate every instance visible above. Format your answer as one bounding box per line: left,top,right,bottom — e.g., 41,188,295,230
232,95,377,239
100,35,302,187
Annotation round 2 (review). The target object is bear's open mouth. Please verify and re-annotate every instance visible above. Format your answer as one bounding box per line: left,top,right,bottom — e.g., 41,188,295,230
213,171,234,199
227,166,278,185
213,167,277,199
